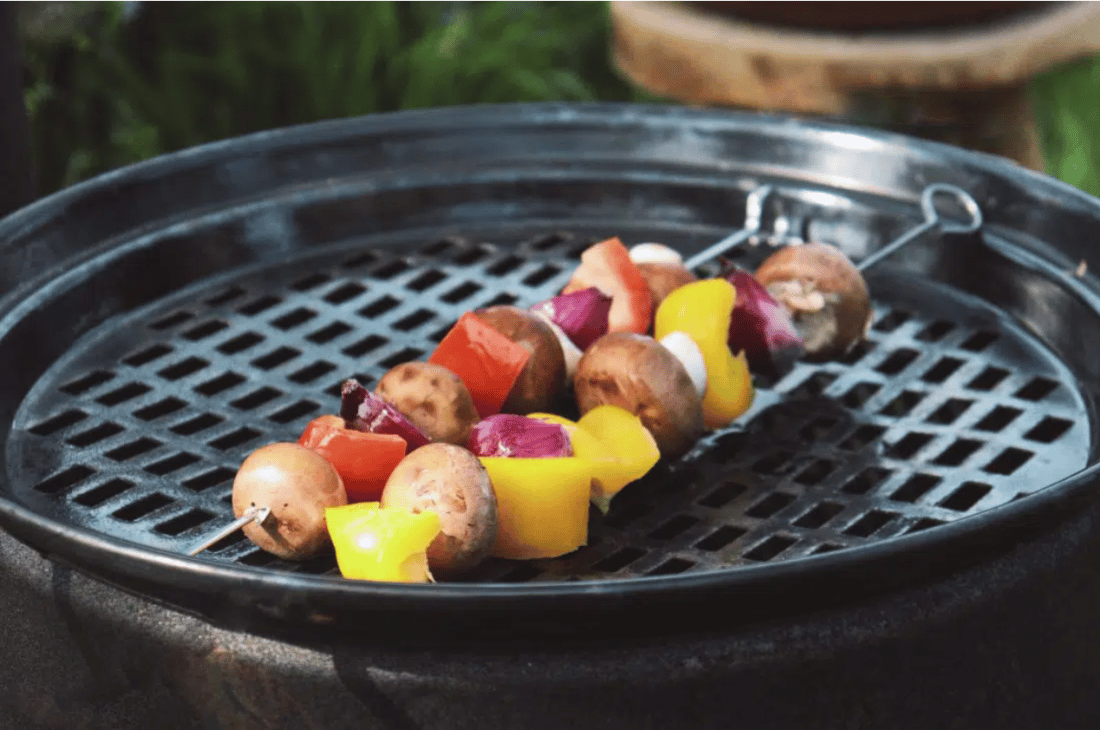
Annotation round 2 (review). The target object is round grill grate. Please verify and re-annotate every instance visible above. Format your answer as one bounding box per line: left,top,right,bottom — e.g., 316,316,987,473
8,225,1088,583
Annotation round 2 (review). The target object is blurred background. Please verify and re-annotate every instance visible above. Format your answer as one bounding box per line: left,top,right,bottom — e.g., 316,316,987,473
10,1,1100,202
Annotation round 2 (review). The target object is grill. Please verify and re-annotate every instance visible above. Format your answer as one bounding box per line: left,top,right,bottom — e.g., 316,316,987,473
4,104,1100,729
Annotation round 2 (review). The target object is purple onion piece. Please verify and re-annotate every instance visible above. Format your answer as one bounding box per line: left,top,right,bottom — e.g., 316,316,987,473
340,379,431,450
466,414,574,458
726,270,805,378
529,287,612,350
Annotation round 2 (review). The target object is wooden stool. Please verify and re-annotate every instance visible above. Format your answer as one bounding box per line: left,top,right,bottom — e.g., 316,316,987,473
610,1,1100,170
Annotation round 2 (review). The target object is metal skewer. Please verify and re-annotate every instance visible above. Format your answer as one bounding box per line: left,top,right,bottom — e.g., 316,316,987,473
187,505,271,556
684,182,983,273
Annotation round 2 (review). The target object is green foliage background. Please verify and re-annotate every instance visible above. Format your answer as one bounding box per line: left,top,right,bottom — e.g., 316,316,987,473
16,1,1100,198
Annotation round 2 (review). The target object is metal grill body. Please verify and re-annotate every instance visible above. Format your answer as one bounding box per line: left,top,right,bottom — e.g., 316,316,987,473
3,104,1100,728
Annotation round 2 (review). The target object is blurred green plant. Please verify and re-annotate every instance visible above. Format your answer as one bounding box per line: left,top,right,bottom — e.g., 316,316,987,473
19,1,661,194
1032,54,1100,198
17,1,1100,200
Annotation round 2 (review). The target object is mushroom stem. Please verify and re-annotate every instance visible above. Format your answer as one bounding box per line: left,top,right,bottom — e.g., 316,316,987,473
659,331,708,398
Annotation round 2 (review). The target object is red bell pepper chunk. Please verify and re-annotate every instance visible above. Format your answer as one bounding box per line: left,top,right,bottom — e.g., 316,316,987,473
561,237,654,335
299,415,407,502
428,312,530,418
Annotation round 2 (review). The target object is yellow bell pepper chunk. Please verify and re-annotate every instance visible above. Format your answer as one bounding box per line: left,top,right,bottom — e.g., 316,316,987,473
529,408,660,512
654,278,755,429
325,502,441,583
479,456,592,560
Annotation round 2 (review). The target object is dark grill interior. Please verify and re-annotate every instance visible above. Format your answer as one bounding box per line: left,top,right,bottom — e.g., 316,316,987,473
8,217,1088,583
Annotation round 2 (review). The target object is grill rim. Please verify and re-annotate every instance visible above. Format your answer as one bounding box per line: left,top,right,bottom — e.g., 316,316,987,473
3,101,1100,640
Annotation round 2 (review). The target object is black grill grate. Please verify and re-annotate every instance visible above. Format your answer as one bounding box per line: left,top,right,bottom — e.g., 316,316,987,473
8,228,1089,582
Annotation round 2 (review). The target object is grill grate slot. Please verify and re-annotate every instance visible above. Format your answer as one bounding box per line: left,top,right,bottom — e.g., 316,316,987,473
7,225,1091,583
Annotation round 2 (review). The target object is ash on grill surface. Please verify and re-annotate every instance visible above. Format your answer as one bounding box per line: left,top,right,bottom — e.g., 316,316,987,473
8,229,1087,584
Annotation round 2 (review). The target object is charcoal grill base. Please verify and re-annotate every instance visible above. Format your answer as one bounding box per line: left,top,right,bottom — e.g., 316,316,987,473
4,484,1099,730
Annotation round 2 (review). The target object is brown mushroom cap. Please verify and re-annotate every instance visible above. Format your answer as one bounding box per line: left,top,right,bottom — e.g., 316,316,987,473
232,442,347,560
376,362,479,445
474,305,566,415
380,443,498,577
755,242,872,361
573,331,705,459
636,262,698,309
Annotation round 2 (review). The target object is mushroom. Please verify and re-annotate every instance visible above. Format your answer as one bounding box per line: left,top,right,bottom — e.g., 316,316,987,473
375,362,479,445
635,262,699,309
380,442,498,577
629,242,698,308
231,442,348,560
473,305,566,414
755,242,872,361
573,331,705,459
